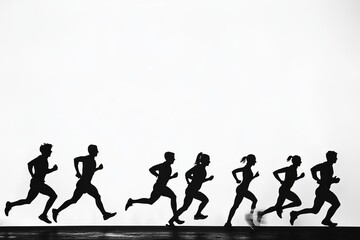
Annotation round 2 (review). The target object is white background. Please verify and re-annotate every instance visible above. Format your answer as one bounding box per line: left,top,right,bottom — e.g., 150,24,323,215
1,0,360,226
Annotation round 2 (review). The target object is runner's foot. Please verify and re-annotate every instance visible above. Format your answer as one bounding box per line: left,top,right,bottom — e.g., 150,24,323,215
194,213,208,220
4,202,11,216
103,212,117,220
166,217,176,227
276,208,283,218
125,198,132,211
224,222,232,228
166,221,176,228
174,218,185,224
39,214,52,224
290,211,297,225
321,219,338,227
245,213,255,230
257,211,263,224
52,209,58,223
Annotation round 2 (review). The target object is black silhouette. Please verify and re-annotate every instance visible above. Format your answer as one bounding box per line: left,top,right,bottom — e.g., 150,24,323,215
4,143,58,224
257,155,304,224
52,145,116,222
167,152,214,227
125,152,182,222
224,154,259,229
290,151,341,227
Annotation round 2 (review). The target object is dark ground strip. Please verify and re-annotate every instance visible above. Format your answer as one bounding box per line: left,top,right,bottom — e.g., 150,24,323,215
0,226,358,240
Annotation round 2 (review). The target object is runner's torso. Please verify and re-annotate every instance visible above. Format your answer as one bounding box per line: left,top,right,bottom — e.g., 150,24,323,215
188,165,206,190
78,156,97,183
241,166,253,187
318,162,334,189
31,155,49,182
155,162,172,187
282,166,297,189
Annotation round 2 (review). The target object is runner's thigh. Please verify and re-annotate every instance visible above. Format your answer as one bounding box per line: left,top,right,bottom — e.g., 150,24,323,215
39,184,56,197
161,186,176,198
87,184,100,198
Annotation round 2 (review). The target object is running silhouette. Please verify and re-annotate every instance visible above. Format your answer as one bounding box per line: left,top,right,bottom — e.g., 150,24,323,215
167,152,214,227
4,143,58,224
290,151,341,227
52,145,116,222
224,154,259,229
125,152,183,223
257,155,305,224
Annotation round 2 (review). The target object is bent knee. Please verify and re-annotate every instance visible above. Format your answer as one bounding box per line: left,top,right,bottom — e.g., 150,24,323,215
312,207,321,214
51,193,58,200
333,201,341,208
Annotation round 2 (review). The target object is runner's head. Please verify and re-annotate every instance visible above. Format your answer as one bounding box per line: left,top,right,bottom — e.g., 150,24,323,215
201,154,210,166
195,152,210,166
241,154,256,166
164,151,175,164
88,144,99,156
287,155,302,166
40,143,52,157
326,151,337,163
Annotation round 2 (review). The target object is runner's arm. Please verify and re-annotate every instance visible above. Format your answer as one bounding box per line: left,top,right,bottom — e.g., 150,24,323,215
185,167,195,184
311,164,321,183
232,168,243,183
273,167,286,183
204,175,214,182
170,172,178,179
27,160,35,177
252,171,260,180
296,172,305,180
96,164,103,171
149,164,161,177
74,157,82,178
47,164,58,174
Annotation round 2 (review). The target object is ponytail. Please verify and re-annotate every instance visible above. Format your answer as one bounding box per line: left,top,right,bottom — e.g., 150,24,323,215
287,155,301,165
241,156,247,163
195,152,203,165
